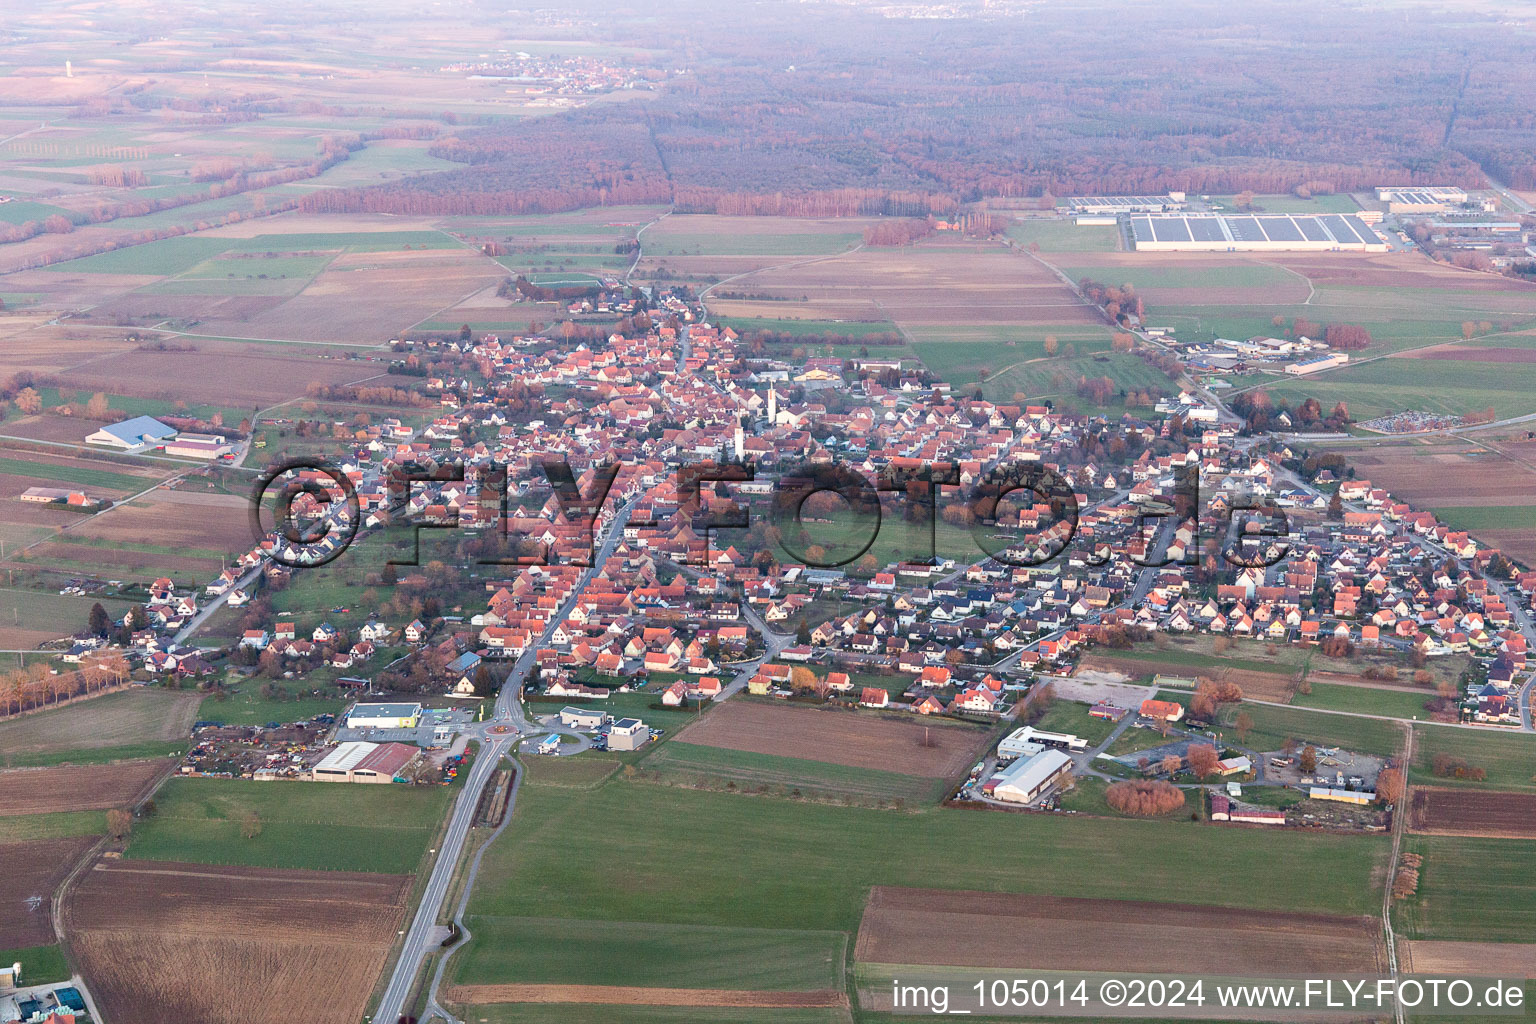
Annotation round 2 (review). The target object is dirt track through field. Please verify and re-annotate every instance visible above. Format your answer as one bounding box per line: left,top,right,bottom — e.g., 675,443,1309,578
854,887,1385,976
442,984,849,1007
674,701,988,777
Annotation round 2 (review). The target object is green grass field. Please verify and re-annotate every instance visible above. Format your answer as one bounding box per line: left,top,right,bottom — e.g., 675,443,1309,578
791,505,981,569
638,742,946,803
0,199,72,224
1086,642,1306,679
1399,835,1536,941
0,740,187,770
1266,356,1536,420
717,317,902,339
1209,194,1361,214
124,776,451,873
1427,505,1536,531
519,753,622,789
0,945,71,986
911,327,1114,386
1006,219,1121,252
468,780,1385,929
196,685,348,727
453,916,845,990
0,810,107,844
1030,700,1120,747
43,236,235,276
1411,725,1536,791
1289,683,1434,720
43,230,459,277
0,588,141,656
648,231,861,257
1214,702,1405,756
454,780,1387,1002
0,456,157,492
1059,264,1294,291
224,230,458,252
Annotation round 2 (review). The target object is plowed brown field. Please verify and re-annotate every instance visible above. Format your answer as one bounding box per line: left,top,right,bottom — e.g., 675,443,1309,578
1409,787,1536,839
65,859,412,1024
674,702,988,777
0,759,170,816
854,887,1385,975
0,836,98,946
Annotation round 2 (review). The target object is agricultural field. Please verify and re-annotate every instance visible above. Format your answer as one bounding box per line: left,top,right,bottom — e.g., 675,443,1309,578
669,701,990,779
1402,941,1536,979
23,216,505,345
1212,701,1405,757
1398,835,1536,942
1266,357,1536,421
0,759,170,816
0,586,144,650
454,779,1386,973
123,776,452,873
51,337,387,407
637,742,948,804
436,1008,849,1024
1005,218,1120,253
49,491,254,570
704,238,1094,329
196,677,349,728
715,317,902,339
0,688,199,766
1337,437,1536,562
1411,725,1536,791
0,836,99,947
64,858,411,1024
445,778,1389,1015
451,916,846,991
1410,788,1536,839
1289,681,1436,720
518,753,623,789
852,886,1385,975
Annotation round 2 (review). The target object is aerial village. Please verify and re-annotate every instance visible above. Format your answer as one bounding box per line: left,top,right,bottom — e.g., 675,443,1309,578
15,284,1532,830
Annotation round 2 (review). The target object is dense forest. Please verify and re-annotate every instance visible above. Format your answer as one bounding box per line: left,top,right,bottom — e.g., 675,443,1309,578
298,0,1536,218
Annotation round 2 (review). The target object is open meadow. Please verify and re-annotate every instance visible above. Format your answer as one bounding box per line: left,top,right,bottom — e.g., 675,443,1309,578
123,775,452,874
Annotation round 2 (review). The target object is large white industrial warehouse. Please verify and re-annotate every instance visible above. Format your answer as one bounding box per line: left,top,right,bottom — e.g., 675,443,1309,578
1131,213,1388,252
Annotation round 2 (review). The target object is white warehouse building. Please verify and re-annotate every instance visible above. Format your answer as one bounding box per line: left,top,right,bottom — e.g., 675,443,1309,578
345,702,423,729
1131,214,1387,252
991,748,1075,804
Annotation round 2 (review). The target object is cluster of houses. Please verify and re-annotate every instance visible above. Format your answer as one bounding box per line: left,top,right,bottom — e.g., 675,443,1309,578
42,291,1533,745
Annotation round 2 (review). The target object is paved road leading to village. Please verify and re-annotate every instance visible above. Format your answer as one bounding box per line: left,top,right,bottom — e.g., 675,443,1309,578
374,495,641,1023
172,564,262,644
